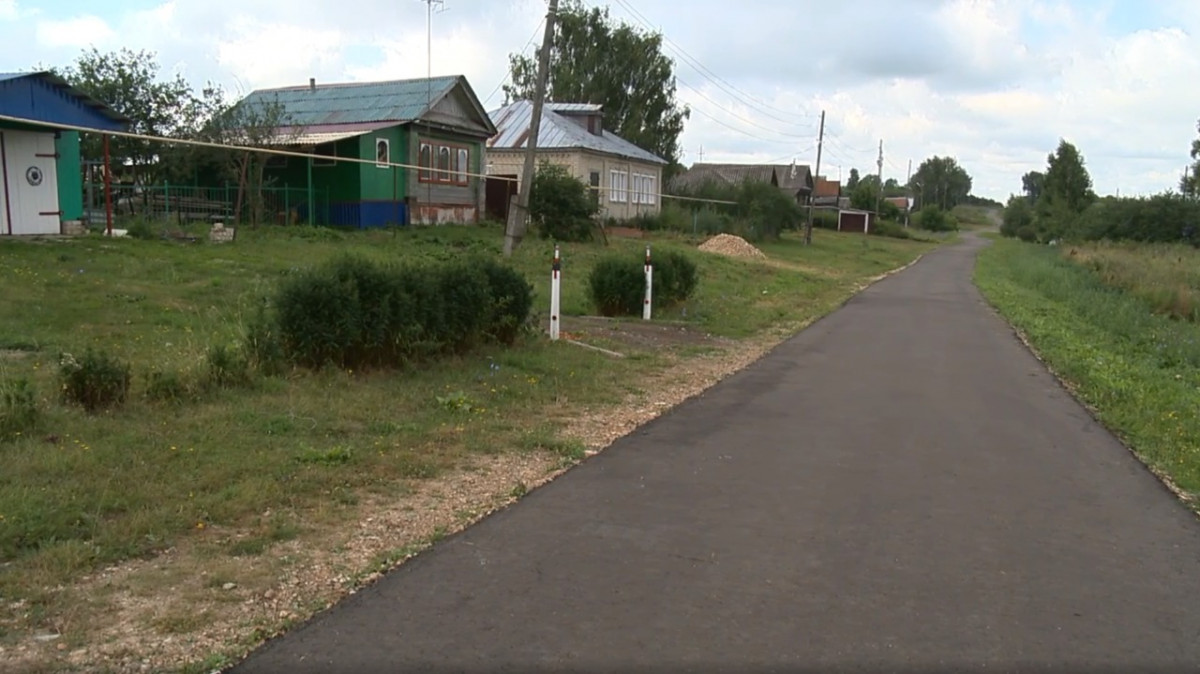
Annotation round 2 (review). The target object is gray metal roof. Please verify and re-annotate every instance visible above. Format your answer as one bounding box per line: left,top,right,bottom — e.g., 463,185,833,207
239,76,462,126
487,100,666,165
668,163,778,192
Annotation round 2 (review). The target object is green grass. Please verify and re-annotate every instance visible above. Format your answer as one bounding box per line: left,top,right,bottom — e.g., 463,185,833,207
1062,241,1200,322
0,223,932,629
975,238,1200,499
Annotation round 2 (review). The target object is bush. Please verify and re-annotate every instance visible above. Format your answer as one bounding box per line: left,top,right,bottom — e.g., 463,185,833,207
271,254,533,369
244,306,286,376
125,219,156,240
206,343,253,388
915,205,958,232
589,256,644,317
811,210,840,231
60,348,131,412
144,369,193,404
871,220,912,240
1001,196,1034,238
1017,225,1038,242
530,163,598,242
736,181,802,240
0,377,38,440
588,249,698,317
652,249,699,305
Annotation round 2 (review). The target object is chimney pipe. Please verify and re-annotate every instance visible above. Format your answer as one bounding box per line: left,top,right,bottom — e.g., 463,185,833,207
309,78,316,91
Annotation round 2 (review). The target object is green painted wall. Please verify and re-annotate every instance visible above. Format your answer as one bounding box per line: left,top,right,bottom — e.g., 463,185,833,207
407,129,484,202
358,127,406,202
55,131,83,221
265,136,361,202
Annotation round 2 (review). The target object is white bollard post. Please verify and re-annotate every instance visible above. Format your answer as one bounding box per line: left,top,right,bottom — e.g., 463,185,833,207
550,245,561,341
643,244,653,321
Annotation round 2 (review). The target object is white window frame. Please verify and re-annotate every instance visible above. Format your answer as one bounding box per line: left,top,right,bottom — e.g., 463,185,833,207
375,138,390,168
609,169,628,203
644,175,657,205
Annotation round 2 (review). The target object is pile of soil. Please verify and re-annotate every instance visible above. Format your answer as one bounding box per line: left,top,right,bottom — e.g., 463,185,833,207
697,233,766,259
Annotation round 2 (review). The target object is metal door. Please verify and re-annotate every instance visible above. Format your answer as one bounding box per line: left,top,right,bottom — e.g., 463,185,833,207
1,130,60,235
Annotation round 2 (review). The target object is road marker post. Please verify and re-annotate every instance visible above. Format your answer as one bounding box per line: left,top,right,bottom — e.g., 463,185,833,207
550,245,561,340
643,244,653,321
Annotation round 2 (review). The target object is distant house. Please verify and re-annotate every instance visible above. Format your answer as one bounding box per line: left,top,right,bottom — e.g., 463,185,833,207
669,162,813,205
812,176,843,208
485,101,667,221
884,196,912,212
240,75,496,227
0,71,127,235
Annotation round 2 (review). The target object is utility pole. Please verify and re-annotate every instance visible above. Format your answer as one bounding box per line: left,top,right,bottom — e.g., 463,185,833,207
873,139,884,223
698,145,704,162
804,109,825,245
904,158,912,228
504,0,558,257
423,0,446,222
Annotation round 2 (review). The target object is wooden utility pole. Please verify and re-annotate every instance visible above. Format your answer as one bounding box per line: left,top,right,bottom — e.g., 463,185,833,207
504,0,559,257
904,158,912,228
804,110,825,245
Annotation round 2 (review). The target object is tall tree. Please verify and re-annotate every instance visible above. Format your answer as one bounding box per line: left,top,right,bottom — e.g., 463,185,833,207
1021,170,1045,203
1182,119,1200,196
846,168,861,190
1041,139,1095,214
909,156,972,210
504,0,689,173
54,48,196,189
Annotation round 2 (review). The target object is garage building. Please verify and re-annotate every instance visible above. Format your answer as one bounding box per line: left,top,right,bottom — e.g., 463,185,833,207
0,71,127,235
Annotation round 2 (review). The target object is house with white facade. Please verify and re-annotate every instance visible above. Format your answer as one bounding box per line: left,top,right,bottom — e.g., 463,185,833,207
485,101,667,221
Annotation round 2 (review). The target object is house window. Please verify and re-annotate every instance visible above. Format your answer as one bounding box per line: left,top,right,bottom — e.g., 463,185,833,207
609,169,628,203
419,141,471,186
644,175,656,205
418,143,433,180
375,138,390,168
457,148,469,184
589,171,601,206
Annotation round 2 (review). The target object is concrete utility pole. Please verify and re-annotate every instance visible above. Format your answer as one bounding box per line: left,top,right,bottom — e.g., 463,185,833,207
804,109,825,246
504,0,559,257
874,139,884,222
904,158,912,228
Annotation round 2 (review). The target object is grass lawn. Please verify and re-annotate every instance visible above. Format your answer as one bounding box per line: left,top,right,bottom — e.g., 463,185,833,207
0,223,932,667
975,237,1200,502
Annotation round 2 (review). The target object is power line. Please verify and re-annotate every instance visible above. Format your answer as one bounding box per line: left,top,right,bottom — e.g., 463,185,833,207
481,15,546,107
607,0,817,129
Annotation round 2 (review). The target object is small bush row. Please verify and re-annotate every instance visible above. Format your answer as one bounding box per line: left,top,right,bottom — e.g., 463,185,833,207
267,254,533,369
588,249,698,317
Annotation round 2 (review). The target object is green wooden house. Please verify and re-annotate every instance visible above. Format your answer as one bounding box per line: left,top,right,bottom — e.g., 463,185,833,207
238,75,496,227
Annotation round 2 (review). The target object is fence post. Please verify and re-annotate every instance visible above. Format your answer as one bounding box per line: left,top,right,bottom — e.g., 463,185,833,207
643,244,653,321
163,181,170,222
550,245,561,341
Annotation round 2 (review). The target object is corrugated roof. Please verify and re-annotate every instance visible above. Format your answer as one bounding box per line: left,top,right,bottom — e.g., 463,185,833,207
267,121,394,146
239,76,462,126
546,102,602,113
814,177,841,198
668,163,778,192
777,162,813,193
0,71,130,127
487,100,666,165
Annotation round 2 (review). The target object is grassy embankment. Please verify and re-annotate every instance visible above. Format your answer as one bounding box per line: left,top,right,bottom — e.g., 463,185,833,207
976,238,1200,500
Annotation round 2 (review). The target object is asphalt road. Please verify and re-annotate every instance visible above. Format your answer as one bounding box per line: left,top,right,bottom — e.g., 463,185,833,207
231,234,1200,673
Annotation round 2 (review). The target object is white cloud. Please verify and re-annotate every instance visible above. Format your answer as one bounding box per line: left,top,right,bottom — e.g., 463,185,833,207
214,18,344,91
0,0,17,22
34,15,115,49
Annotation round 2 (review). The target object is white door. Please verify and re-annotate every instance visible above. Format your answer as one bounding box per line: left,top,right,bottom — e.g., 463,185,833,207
1,130,60,235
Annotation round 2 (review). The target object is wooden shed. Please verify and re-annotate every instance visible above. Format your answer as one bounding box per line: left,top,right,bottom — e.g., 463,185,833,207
0,72,127,235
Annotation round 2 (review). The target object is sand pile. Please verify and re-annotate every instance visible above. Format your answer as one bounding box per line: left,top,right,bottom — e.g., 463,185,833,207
697,233,766,259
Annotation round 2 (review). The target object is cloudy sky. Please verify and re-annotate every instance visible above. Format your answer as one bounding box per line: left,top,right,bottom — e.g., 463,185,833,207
3,0,1198,200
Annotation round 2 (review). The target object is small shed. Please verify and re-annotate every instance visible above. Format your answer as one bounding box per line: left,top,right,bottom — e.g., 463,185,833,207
837,209,875,234
0,72,127,235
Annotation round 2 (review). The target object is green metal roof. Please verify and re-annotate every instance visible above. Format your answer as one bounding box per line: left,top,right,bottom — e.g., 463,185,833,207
239,76,462,126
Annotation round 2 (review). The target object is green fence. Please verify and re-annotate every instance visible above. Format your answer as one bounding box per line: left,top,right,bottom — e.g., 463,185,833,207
83,182,333,226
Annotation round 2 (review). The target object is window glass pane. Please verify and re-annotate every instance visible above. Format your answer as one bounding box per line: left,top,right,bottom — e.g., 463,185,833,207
457,148,469,183
419,144,432,180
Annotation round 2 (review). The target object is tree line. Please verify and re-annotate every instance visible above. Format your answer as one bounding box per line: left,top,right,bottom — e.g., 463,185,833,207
1002,130,1200,245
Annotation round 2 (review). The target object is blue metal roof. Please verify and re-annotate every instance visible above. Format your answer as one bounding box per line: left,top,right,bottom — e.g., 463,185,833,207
487,100,666,165
239,76,463,126
0,71,128,131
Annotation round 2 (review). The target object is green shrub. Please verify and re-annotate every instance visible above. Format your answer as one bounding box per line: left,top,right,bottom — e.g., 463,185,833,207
478,259,534,345
60,348,131,412
206,343,253,388
1017,225,1038,242
530,163,598,242
811,210,840,231
652,249,699,305
125,219,155,240
915,205,958,232
589,256,645,317
736,181,802,240
243,306,286,376
1001,195,1034,238
144,370,193,404
0,377,38,440
272,254,533,369
870,220,912,240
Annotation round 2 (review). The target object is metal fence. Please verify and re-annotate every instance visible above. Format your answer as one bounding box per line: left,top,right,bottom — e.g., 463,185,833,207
83,182,334,226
